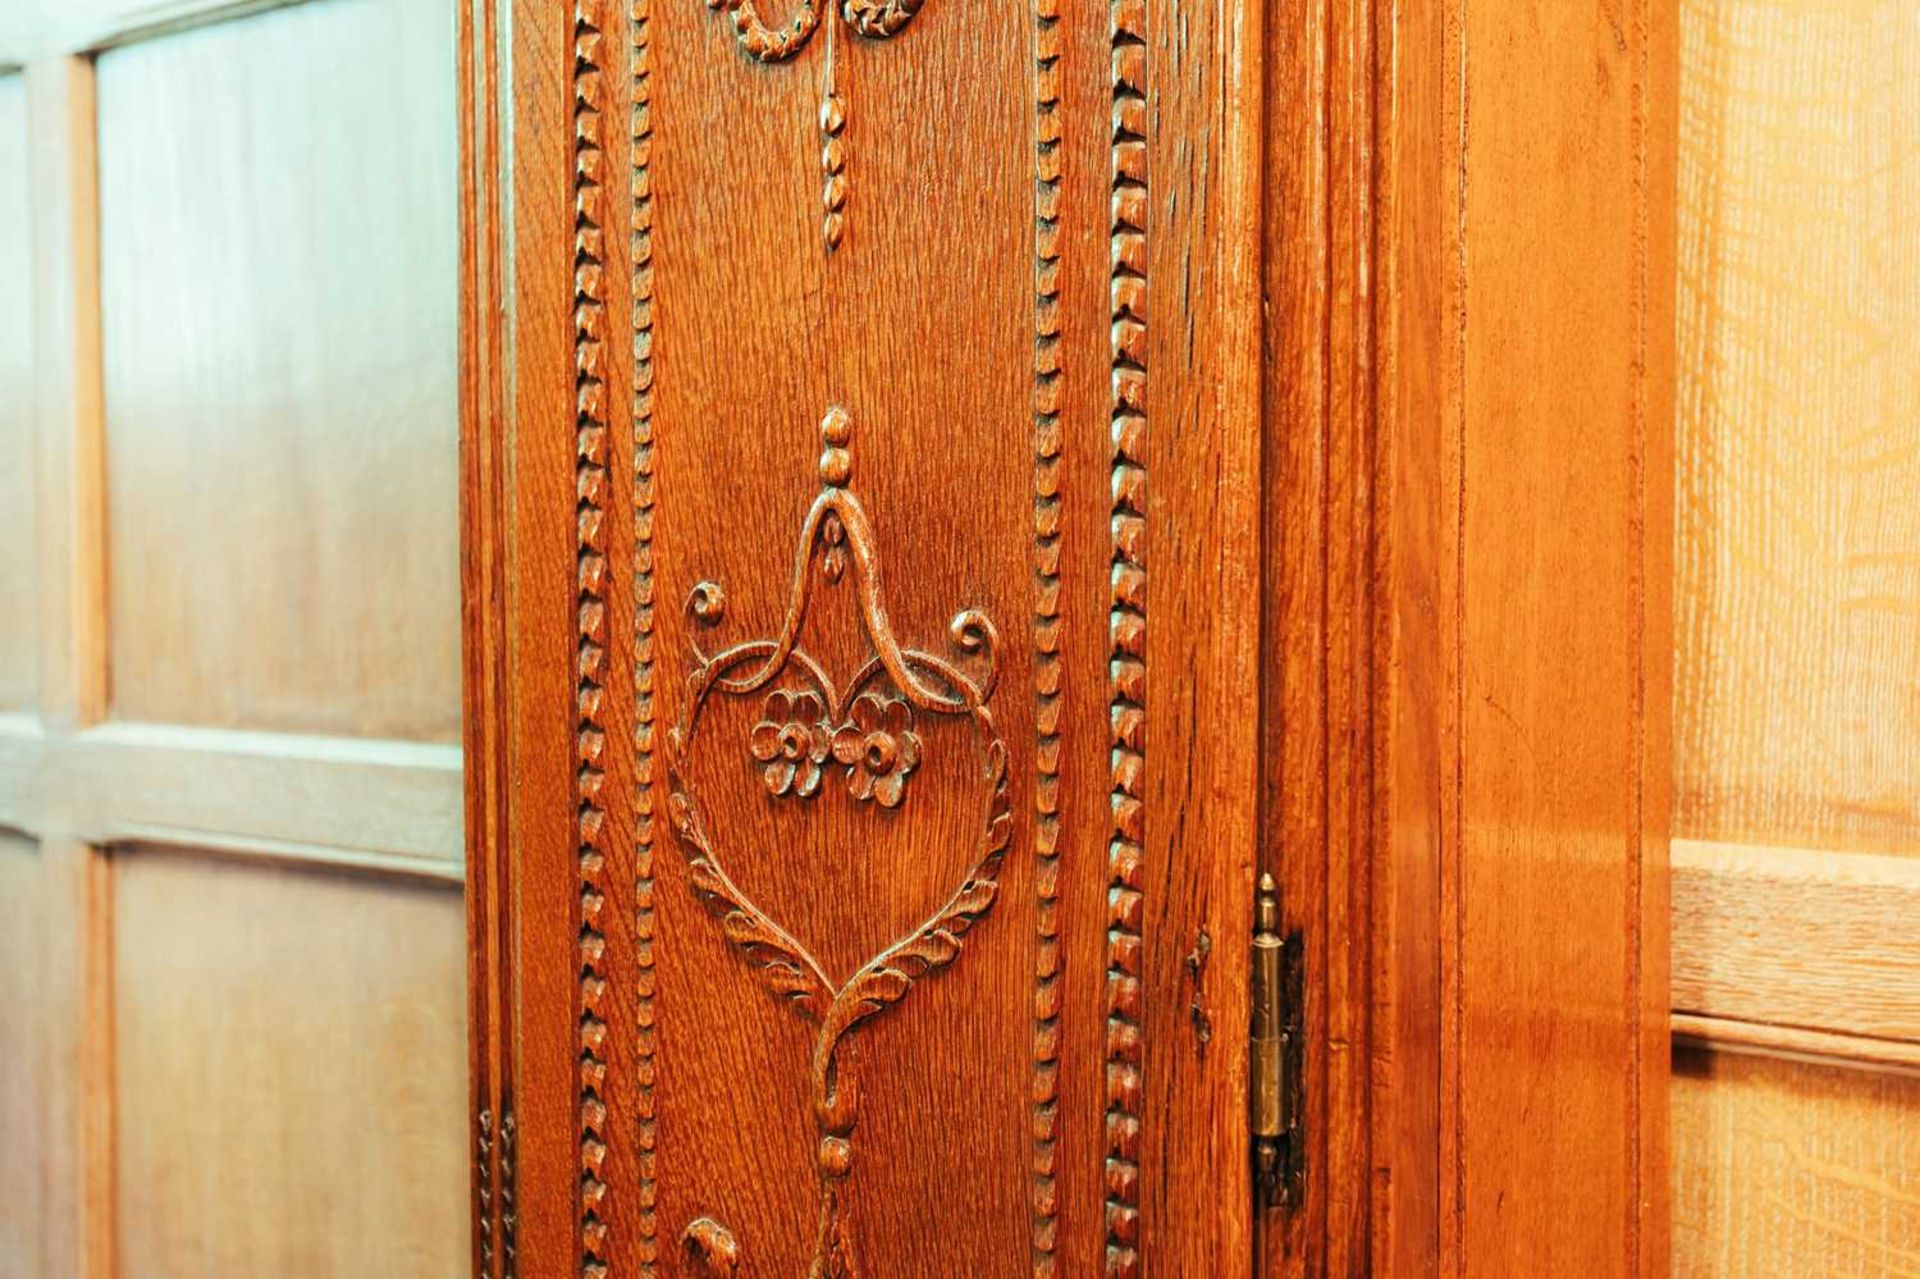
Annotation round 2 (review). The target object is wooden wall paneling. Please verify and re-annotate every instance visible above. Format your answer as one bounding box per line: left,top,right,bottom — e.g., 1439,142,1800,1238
44,723,463,876
1673,0,1920,860
0,0,310,65
27,54,104,735
94,0,460,743
0,71,33,713
111,850,468,1277
1672,1047,1920,1276
7,5,470,1278
1669,7,1920,1265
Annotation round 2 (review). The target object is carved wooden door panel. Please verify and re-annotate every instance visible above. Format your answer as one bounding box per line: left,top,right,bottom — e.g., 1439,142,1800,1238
463,0,1261,1275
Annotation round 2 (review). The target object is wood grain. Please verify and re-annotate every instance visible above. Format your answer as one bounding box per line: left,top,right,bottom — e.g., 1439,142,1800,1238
26,54,104,734
112,850,468,1278
1670,4,1920,1271
23,52,114,1279
1461,0,1675,1268
1674,1015,1920,1076
94,0,459,742
44,722,462,873
1674,0,1920,857
0,71,33,715
0,0,310,63
1672,1046,1920,1277
1407,0,1679,1272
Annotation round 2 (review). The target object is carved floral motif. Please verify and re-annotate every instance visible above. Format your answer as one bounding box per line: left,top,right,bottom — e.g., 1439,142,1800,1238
667,407,1007,1278
750,689,833,798
832,692,921,808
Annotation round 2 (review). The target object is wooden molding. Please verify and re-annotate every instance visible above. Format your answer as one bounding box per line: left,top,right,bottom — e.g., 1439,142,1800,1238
1672,838,1920,1056
1672,1014,1920,1079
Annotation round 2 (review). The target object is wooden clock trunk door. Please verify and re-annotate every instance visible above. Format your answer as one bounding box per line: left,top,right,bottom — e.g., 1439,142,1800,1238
464,0,1259,1275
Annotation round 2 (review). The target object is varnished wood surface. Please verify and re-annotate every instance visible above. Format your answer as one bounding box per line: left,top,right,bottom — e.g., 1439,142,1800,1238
1672,1046,1920,1277
477,0,1262,1273
1355,0,1680,1272
3,3,470,1276
1452,0,1676,1267
475,0,1687,1273
95,0,459,742
112,851,467,1277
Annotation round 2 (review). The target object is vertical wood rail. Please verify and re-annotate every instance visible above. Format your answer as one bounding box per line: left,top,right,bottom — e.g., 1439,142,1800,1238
25,52,115,1279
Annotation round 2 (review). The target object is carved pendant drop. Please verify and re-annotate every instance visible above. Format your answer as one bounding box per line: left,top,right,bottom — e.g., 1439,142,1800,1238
705,0,933,251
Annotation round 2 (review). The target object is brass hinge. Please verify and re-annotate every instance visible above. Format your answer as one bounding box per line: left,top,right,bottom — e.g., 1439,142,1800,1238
1250,872,1301,1209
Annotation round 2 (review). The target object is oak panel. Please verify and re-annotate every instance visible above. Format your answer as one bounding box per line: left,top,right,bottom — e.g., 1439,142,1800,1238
0,832,45,1278
0,73,33,714
112,850,466,1278
1672,1047,1920,1277
95,0,458,741
1674,0,1920,855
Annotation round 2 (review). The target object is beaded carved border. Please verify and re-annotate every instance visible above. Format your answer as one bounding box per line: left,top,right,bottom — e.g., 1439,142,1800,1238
1029,0,1066,1273
632,0,661,1270
574,2,615,1275
1104,0,1149,1273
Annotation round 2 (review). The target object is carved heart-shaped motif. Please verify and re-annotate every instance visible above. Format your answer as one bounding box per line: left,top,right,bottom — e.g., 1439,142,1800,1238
663,409,1011,1277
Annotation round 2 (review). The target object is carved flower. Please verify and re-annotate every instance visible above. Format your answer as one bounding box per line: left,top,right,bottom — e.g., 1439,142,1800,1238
750,689,832,799
831,692,922,808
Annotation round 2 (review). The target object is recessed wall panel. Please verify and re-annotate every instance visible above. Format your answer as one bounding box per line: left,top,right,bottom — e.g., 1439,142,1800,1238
96,0,458,740
0,73,34,714
113,850,466,1277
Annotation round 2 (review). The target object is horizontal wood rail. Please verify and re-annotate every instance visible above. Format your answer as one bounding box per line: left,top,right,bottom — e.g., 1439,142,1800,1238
1672,837,1920,1073
0,714,462,879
